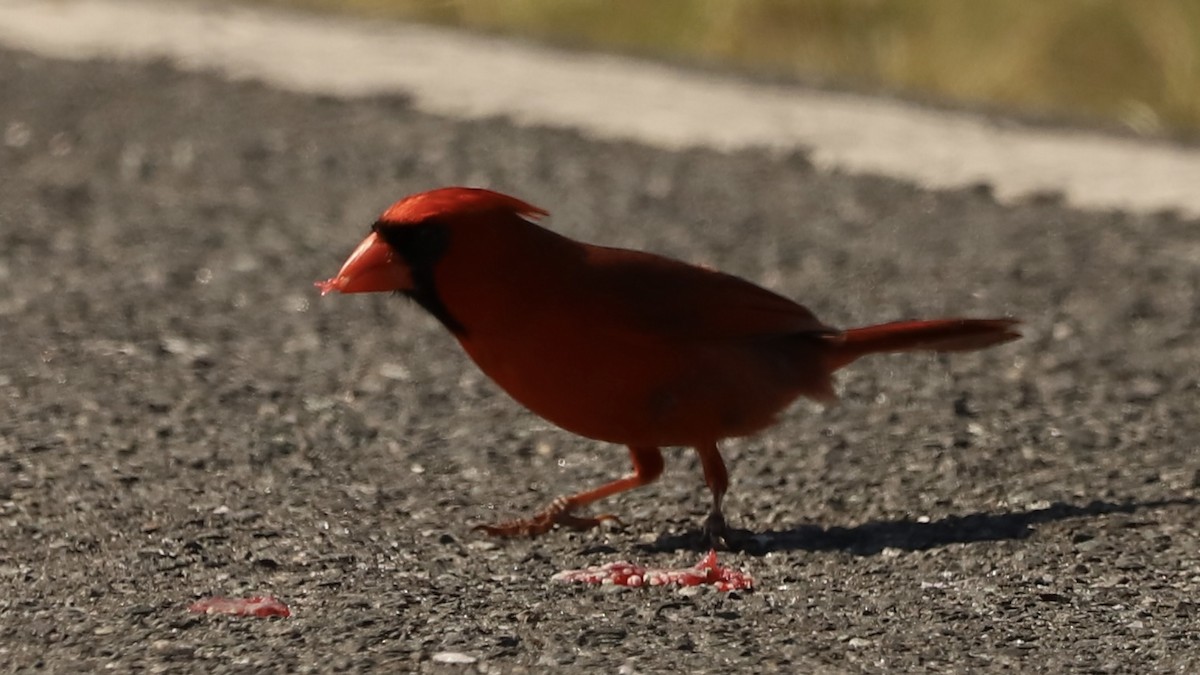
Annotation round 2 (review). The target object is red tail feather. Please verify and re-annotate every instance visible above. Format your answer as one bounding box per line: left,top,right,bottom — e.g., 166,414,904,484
825,318,1021,371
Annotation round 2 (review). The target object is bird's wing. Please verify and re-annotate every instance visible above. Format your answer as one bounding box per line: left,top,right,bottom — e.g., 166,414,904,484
578,244,837,341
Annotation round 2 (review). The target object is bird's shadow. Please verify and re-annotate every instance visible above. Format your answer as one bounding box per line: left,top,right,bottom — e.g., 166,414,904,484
642,497,1199,556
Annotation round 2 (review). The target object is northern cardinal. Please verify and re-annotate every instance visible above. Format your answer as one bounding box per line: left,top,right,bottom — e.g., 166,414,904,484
318,187,1019,540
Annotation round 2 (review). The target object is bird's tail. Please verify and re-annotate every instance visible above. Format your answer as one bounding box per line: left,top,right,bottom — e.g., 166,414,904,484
824,318,1021,371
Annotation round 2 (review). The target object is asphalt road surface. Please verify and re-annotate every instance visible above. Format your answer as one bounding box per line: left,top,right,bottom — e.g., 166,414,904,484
2,45,1199,673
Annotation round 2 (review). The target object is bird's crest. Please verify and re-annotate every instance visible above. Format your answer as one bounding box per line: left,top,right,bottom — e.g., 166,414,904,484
378,187,548,225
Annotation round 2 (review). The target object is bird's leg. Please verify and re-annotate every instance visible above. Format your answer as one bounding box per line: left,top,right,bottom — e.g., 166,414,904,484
476,446,664,538
695,442,730,545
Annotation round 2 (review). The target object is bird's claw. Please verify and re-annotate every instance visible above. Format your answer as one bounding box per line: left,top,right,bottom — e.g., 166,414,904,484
474,500,623,538
702,511,730,550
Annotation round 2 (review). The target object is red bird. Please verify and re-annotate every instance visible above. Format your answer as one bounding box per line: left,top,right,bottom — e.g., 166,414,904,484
318,187,1019,540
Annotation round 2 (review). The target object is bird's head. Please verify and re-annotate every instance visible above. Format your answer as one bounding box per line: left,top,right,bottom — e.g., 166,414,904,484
316,187,548,296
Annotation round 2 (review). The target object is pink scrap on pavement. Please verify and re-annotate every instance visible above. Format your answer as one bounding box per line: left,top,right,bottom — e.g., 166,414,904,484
188,596,291,618
552,550,753,592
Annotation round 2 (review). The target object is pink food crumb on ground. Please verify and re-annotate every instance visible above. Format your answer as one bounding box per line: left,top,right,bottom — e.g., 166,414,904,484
552,550,753,592
188,595,291,618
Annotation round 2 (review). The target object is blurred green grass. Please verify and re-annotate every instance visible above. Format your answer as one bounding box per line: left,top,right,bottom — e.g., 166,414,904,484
235,0,1200,137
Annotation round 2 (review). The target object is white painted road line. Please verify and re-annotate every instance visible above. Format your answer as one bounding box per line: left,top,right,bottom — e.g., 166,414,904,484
2,0,1198,217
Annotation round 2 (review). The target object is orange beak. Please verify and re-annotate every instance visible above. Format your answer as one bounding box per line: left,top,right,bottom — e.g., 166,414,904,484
315,232,413,295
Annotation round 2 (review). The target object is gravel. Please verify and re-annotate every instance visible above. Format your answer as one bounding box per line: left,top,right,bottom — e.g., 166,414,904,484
1,46,1199,673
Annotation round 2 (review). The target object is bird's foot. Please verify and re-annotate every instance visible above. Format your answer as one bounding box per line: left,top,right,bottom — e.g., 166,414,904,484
474,496,623,538
703,510,729,549
702,509,762,551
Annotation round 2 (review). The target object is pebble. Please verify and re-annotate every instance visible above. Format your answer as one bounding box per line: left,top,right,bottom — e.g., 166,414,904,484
431,652,478,664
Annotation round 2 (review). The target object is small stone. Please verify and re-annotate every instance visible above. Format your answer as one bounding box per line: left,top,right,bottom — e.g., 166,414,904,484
431,652,477,664
379,363,410,381
847,637,872,648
